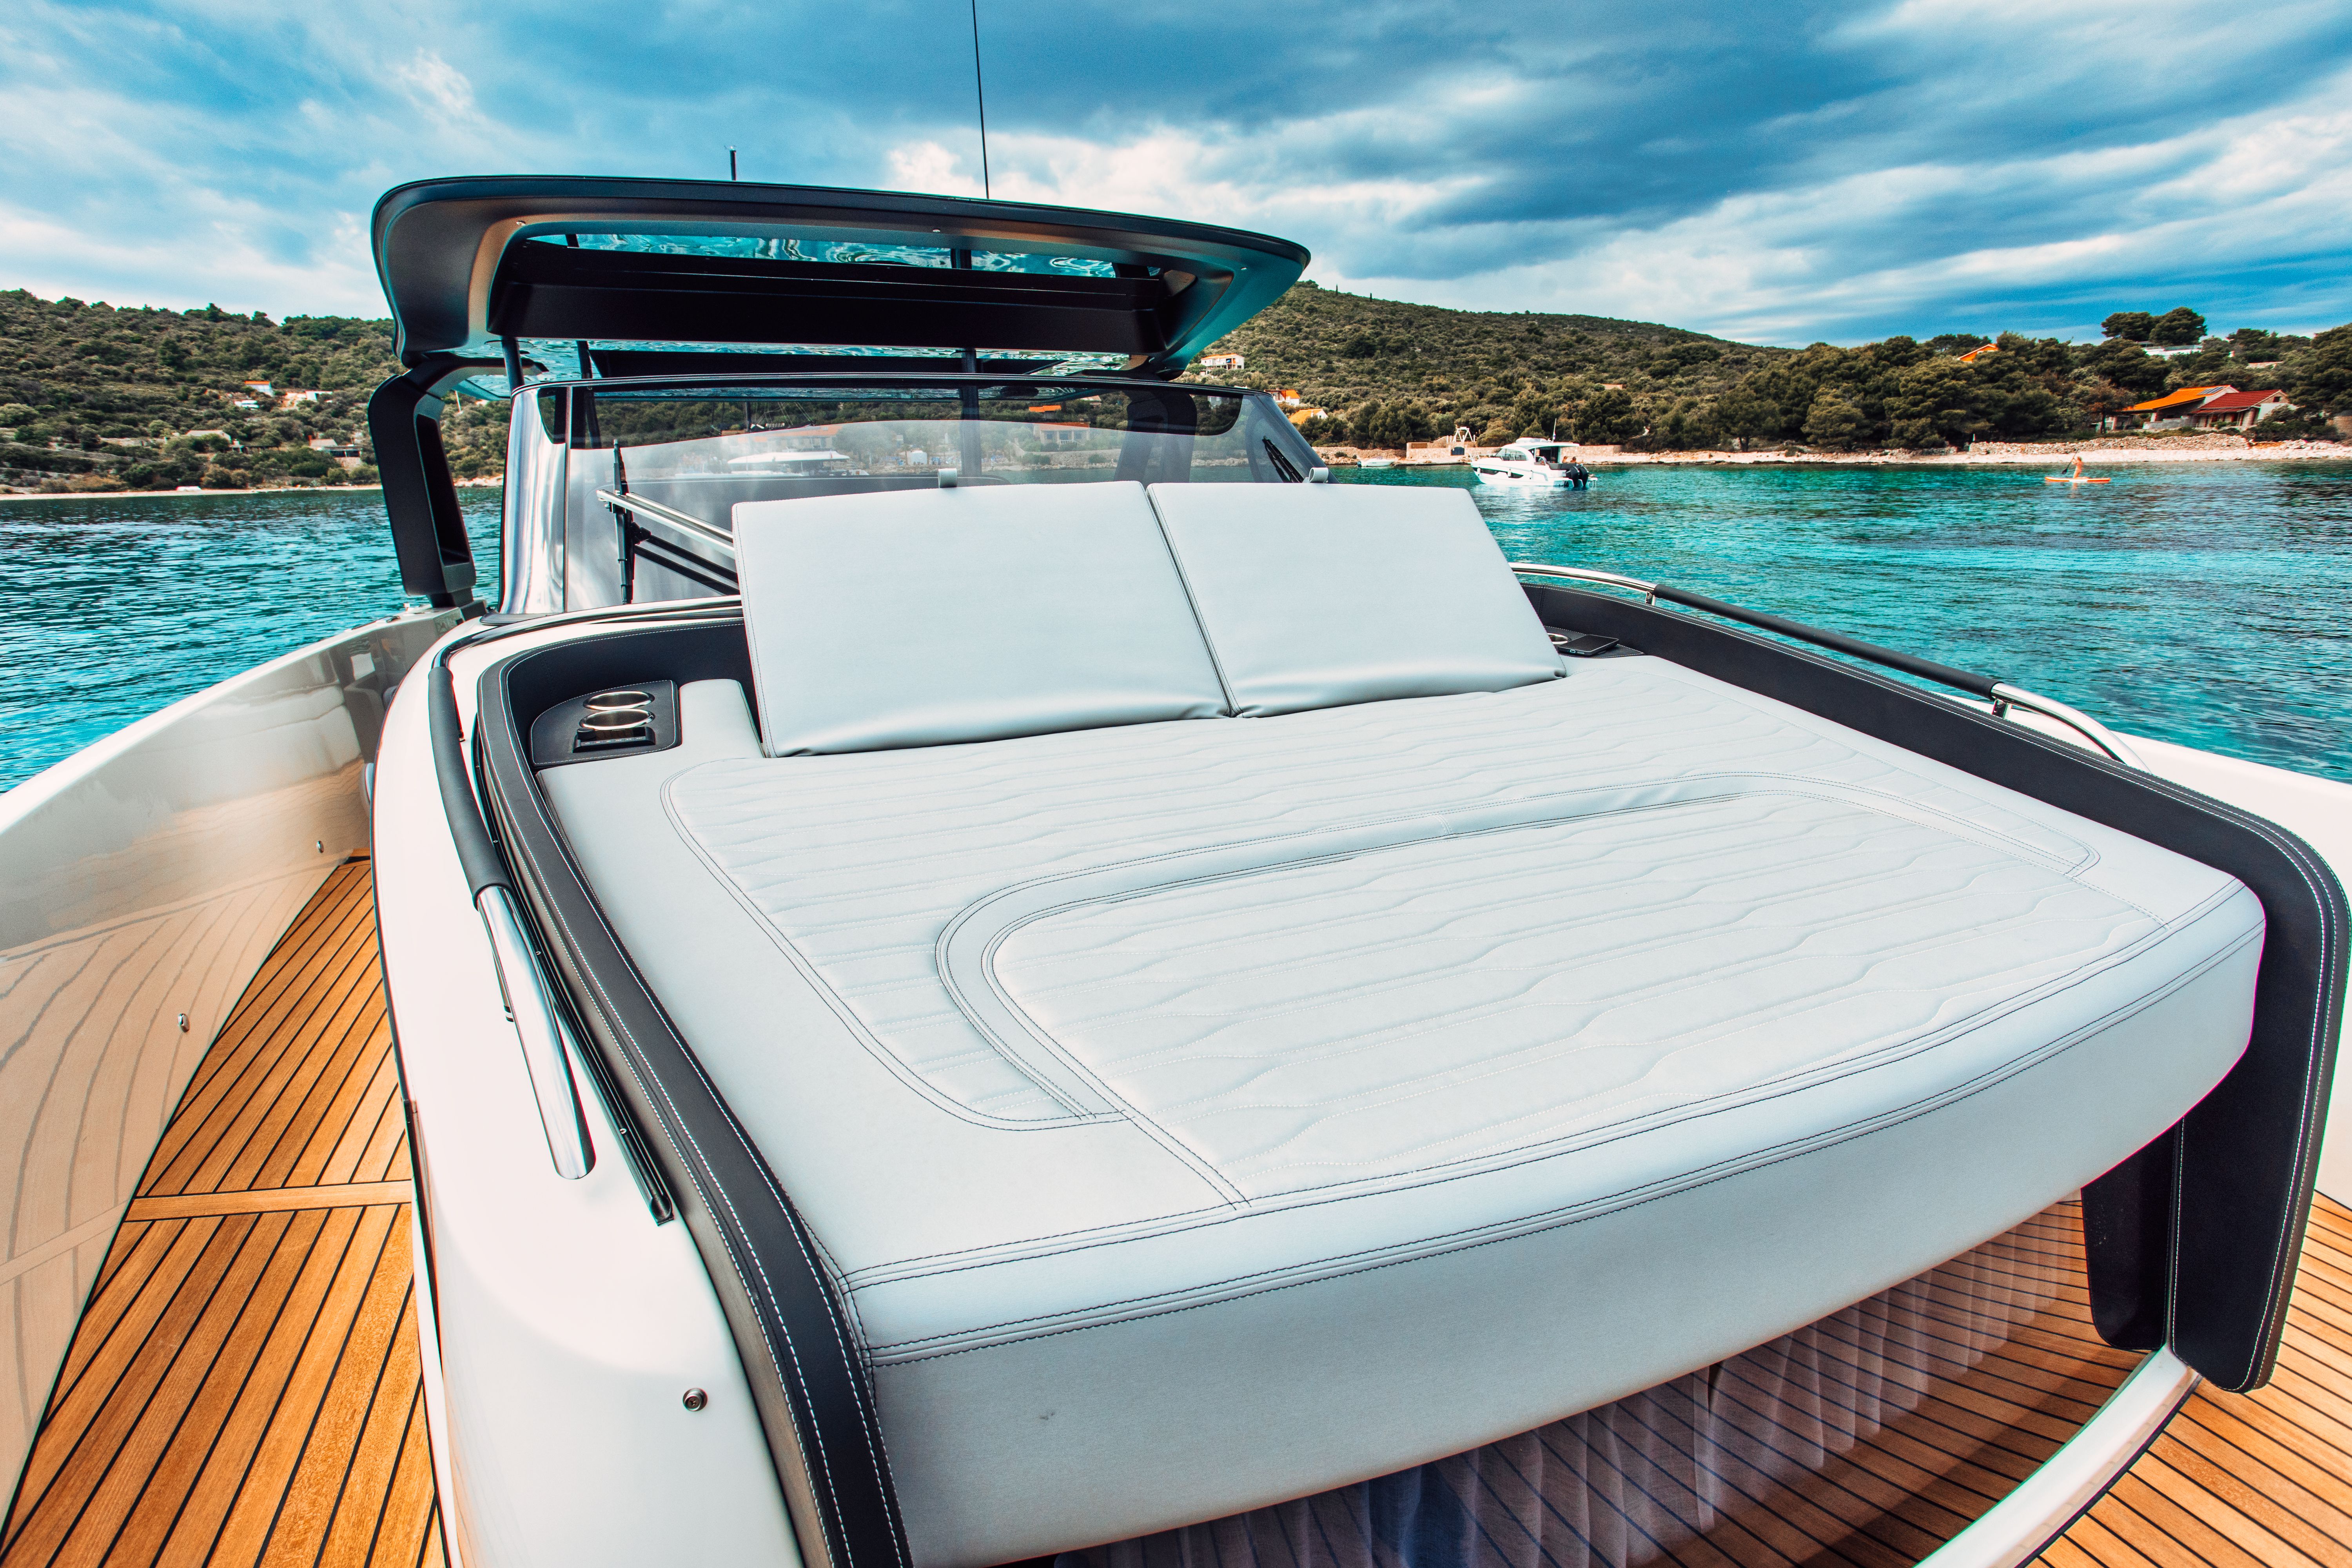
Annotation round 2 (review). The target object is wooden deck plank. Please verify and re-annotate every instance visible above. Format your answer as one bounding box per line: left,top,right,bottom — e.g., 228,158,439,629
148,1208,370,1568
76,1212,328,1567
169,946,383,1200
141,879,376,1194
7,1218,246,1538
365,1388,439,1568
142,891,379,1198
0,861,437,1568
123,1187,412,1224
253,1239,414,1567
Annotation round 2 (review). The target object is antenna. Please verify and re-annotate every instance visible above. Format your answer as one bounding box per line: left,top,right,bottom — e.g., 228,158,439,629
968,0,991,198
728,146,738,181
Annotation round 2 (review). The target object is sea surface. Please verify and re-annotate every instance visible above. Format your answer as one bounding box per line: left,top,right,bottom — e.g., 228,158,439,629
2,464,2347,791
0,489,501,791
1348,461,2352,783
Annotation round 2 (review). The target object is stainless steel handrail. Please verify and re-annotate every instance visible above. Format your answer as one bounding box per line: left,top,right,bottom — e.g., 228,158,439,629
1508,562,1660,604
475,884,595,1180
1511,562,2145,768
1987,684,2148,769
595,487,737,550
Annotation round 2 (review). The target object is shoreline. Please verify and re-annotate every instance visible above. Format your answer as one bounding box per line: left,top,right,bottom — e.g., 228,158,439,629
8,445,2348,502
1325,438,2352,468
0,479,506,503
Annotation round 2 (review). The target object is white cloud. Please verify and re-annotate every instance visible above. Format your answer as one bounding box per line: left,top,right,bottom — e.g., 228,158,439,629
393,50,485,123
0,200,381,316
885,141,983,198
0,0,2345,343
1271,63,2352,341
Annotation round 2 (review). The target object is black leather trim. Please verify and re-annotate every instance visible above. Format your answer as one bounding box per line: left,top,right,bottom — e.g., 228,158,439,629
472,622,909,1568
1531,584,2346,1392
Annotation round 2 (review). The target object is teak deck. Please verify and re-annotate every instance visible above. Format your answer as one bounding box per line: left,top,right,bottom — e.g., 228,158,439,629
0,860,439,1568
0,855,2345,1568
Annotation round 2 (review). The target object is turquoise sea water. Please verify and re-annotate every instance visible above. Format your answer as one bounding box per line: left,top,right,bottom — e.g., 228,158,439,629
0,490,501,790
1348,462,2352,783
1,464,2346,791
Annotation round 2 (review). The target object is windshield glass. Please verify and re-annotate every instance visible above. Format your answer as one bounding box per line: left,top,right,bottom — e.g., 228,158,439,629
554,381,1316,532
521,379,1325,606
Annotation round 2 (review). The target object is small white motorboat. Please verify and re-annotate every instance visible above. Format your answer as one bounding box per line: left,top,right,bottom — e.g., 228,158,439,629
1474,441,1574,485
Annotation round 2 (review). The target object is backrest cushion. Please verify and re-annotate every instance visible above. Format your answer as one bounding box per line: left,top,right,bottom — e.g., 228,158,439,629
733,481,1229,755
1145,483,1562,716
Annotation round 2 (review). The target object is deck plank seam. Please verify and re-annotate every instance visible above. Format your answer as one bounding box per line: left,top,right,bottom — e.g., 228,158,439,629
11,1213,270,1563
247,1213,402,1568
87,1208,318,1568
124,1206,338,1568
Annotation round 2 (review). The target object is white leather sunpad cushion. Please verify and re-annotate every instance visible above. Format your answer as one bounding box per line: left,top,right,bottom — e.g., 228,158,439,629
1146,481,1563,714
732,481,1226,754
550,664,2265,1566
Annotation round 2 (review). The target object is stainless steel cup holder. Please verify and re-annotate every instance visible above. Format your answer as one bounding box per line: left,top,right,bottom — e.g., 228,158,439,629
575,688,656,749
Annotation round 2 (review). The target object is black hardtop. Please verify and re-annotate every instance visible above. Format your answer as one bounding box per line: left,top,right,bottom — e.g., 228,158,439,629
370,175,1310,379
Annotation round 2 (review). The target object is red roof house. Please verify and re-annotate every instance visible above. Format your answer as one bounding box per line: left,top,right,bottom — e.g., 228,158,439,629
2190,388,2291,430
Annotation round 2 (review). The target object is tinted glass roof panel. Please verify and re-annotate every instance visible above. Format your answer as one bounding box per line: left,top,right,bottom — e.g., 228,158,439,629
529,233,1125,276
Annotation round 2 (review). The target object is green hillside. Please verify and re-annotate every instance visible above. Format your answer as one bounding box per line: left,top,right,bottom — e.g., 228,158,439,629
1190,282,2350,451
0,289,506,493
3,279,2346,493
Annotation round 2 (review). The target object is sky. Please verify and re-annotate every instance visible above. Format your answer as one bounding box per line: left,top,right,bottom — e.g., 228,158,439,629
3,1,2350,347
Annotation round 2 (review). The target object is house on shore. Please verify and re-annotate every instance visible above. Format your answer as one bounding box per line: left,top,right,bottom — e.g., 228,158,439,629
2106,385,2294,431
2190,389,2291,430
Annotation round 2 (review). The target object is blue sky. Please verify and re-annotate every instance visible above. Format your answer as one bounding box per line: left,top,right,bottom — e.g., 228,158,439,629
4,1,2349,347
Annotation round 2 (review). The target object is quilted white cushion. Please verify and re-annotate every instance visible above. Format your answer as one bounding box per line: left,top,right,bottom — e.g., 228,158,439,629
1147,481,1563,715
731,481,1226,755
545,662,2262,1566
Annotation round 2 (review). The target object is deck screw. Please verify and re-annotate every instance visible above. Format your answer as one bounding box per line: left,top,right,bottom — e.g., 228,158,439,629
176,1013,189,1033
682,1387,708,1412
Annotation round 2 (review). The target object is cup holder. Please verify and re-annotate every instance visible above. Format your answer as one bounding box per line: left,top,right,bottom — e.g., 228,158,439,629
530,681,679,768
575,689,657,749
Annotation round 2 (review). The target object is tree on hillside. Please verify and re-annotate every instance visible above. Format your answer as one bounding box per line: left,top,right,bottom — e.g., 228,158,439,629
2101,312,2156,342
1801,389,1871,450
1572,387,1641,443
2287,325,2352,416
2149,307,2207,346
2228,328,2285,361
1885,359,1977,449
2078,340,2170,399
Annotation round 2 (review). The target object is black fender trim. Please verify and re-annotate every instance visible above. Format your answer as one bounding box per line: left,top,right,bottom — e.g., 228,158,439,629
470,622,911,1568
1529,583,2345,1392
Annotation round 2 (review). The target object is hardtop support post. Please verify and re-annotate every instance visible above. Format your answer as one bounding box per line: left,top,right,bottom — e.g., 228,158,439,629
368,356,499,612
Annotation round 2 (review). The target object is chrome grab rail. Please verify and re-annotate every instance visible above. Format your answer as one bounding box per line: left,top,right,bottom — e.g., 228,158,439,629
1509,562,1659,604
475,884,595,1180
1986,684,2147,769
1511,561,2144,769
595,487,736,550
